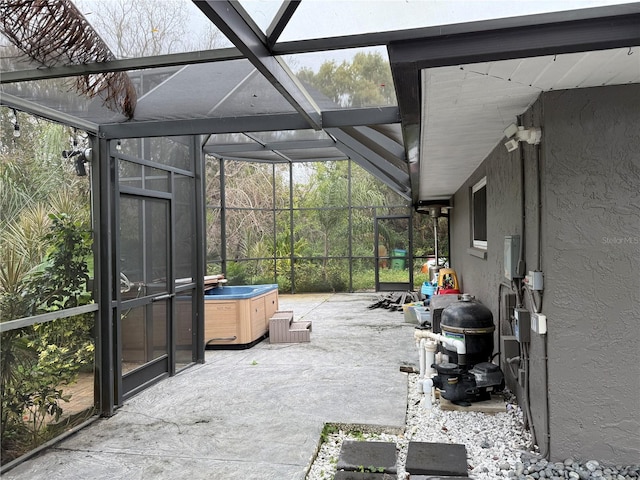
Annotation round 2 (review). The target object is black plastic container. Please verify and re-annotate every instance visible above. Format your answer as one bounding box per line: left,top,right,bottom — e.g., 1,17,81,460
440,295,495,366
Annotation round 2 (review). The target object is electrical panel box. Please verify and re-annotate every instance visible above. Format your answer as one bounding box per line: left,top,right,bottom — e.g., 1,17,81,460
501,335,519,364
502,293,516,327
514,308,531,342
504,235,521,280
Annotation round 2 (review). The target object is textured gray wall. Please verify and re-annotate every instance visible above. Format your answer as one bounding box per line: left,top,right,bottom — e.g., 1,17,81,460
449,84,640,465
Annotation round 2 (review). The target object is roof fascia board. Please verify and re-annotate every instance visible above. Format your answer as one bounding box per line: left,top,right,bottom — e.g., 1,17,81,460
0,92,99,133
266,1,300,49
0,48,243,84
388,62,421,204
327,127,410,186
388,12,640,68
194,0,322,130
100,106,400,139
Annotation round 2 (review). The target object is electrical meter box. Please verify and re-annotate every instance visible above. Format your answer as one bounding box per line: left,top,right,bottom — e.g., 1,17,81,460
504,235,521,280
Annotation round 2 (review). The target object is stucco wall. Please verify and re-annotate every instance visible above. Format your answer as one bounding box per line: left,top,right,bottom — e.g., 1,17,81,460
540,85,639,464
449,84,640,465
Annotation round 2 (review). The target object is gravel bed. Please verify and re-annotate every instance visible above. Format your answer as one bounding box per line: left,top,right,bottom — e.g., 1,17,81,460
306,373,639,480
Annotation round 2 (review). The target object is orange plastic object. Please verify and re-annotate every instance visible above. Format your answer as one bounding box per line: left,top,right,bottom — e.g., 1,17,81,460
437,268,460,294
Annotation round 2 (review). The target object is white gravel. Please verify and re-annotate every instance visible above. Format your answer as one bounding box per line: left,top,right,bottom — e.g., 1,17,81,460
306,373,532,480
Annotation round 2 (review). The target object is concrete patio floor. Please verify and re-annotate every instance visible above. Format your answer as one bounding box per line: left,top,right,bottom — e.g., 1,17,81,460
4,293,419,480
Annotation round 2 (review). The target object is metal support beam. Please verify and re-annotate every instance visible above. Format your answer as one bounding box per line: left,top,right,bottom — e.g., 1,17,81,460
94,135,115,416
348,126,406,168
0,48,243,84
194,0,322,130
340,143,411,201
328,127,410,185
320,106,400,128
0,92,99,133
193,135,206,364
266,1,300,49
328,127,410,198
204,138,335,155
100,106,400,139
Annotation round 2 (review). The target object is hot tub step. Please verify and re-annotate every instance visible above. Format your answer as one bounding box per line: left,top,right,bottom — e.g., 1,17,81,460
269,310,312,344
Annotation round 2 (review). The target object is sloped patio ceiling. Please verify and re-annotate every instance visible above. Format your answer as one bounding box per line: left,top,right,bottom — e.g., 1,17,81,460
1,1,639,205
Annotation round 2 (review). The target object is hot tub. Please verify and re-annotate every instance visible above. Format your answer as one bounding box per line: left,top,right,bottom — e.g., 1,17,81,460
204,284,279,349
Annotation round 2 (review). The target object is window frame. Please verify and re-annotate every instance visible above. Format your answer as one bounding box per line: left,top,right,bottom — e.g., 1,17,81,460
471,176,487,250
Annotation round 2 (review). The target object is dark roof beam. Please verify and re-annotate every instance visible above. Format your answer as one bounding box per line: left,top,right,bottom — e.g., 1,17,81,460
194,0,322,130
266,1,300,49
100,106,400,139
0,48,243,84
347,126,406,167
388,12,640,69
1,92,99,133
387,61,421,204
204,138,335,154
333,140,410,200
327,127,410,186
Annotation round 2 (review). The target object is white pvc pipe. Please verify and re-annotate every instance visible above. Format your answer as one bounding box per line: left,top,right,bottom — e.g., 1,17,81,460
421,378,434,410
415,329,466,357
424,340,437,377
418,339,426,392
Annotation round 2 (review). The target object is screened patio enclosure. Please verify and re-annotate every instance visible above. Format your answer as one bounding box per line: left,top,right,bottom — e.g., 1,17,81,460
1,1,639,461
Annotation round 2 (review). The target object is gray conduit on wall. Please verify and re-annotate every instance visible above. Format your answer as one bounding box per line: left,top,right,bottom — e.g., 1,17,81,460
533,141,550,459
516,115,538,451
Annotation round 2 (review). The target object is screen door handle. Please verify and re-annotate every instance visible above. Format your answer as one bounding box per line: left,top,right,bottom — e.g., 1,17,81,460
152,293,175,302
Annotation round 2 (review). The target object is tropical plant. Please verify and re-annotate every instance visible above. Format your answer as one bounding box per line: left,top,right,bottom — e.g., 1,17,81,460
0,111,95,465
0,214,94,464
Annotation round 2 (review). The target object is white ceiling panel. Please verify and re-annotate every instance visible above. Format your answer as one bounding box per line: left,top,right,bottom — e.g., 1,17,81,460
419,46,640,201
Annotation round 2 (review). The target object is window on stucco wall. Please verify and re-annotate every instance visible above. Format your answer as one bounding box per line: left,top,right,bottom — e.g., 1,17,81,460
472,177,487,249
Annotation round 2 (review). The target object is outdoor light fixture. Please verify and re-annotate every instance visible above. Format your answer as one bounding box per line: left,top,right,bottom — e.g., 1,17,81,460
503,123,541,152
62,147,92,177
11,109,20,138
115,139,122,152
61,130,92,176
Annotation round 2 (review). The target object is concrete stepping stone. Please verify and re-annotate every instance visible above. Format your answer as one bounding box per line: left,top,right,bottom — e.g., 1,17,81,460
405,442,468,476
334,471,397,479
337,440,397,474
409,476,469,480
